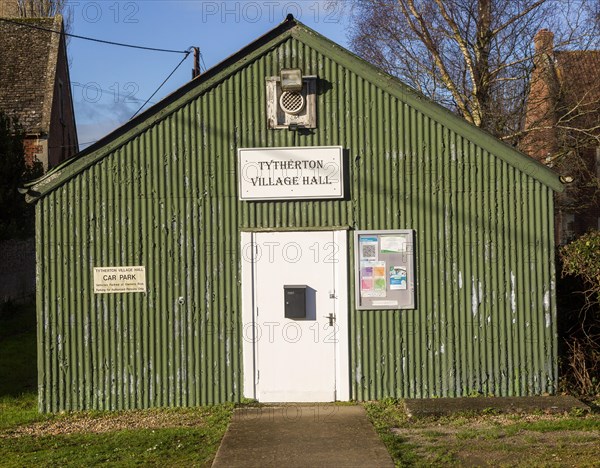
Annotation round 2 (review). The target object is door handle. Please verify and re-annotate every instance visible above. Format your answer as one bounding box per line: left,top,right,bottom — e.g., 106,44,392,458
323,313,335,327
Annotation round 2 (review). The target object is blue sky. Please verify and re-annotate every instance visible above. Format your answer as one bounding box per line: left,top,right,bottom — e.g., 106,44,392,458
66,1,353,149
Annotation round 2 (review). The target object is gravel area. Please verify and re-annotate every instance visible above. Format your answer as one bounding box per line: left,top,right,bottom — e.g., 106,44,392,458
0,409,209,438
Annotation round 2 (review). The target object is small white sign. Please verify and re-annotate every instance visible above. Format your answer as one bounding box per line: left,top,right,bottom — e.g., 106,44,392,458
93,266,146,294
372,300,399,307
238,146,344,200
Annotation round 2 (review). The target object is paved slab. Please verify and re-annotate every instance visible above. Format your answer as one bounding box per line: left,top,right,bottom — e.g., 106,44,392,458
212,405,394,468
404,395,590,418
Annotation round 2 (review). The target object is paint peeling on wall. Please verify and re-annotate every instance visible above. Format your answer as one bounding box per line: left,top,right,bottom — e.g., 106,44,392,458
510,271,517,314
35,34,558,411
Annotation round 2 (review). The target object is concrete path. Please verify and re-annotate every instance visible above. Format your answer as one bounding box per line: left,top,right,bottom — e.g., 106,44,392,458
212,405,394,468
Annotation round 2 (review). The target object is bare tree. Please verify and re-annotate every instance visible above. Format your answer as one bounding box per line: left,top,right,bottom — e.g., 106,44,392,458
14,0,71,33
350,0,600,243
349,0,598,142
16,0,65,17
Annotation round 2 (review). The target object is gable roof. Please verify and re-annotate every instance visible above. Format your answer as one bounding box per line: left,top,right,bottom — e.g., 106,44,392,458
23,15,564,201
0,16,63,135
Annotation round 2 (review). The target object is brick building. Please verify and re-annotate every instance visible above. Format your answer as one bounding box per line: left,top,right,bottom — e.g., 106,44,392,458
0,7,78,170
522,30,600,245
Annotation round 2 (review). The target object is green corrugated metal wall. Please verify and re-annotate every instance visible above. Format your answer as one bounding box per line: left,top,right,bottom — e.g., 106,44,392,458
35,34,557,412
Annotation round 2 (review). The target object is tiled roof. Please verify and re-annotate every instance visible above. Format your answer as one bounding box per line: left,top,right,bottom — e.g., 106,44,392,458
0,17,61,135
555,50,600,125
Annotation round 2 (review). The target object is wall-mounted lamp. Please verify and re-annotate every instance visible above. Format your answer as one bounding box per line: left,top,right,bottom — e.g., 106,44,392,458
280,68,303,92
559,175,574,184
287,123,306,132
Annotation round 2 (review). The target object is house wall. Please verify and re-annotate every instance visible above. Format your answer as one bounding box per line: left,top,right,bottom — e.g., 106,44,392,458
521,30,600,245
521,29,559,164
23,136,47,168
36,36,558,412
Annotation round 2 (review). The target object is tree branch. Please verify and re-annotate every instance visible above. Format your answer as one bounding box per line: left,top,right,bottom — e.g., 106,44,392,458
399,0,475,124
492,0,549,36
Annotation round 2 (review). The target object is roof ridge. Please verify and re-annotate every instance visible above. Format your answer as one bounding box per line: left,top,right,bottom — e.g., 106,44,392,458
0,16,56,22
23,16,564,199
40,15,63,134
556,49,600,54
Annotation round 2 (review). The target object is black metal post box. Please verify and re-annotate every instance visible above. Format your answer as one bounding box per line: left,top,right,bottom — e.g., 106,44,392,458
284,285,307,319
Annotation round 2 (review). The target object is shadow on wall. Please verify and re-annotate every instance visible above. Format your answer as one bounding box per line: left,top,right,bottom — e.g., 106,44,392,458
0,238,35,304
0,302,37,397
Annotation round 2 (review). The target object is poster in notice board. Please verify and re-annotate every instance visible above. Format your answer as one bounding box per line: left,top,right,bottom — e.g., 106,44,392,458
354,230,415,310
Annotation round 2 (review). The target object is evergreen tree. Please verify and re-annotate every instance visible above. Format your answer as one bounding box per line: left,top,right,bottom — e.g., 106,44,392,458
0,112,42,239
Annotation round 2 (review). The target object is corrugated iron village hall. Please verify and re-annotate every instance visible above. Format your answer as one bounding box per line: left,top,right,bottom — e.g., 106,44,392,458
23,16,564,412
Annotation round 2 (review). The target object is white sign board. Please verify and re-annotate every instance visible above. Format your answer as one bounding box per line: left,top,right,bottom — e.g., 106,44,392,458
238,146,344,200
93,266,146,294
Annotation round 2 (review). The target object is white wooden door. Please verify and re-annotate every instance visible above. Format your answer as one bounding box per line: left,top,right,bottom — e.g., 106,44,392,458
252,231,339,402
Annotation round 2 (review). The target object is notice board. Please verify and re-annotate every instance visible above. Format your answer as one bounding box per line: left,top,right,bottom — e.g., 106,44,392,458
354,230,415,310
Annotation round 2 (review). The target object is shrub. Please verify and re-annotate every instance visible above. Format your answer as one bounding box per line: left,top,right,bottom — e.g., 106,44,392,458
559,231,600,397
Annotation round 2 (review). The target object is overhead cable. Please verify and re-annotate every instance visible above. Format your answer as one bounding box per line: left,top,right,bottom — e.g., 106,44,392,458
0,17,190,54
130,52,191,119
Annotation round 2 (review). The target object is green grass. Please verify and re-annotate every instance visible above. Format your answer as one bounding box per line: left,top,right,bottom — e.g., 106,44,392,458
0,393,49,431
365,400,600,467
0,303,47,432
0,405,233,467
364,399,423,466
0,303,233,467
